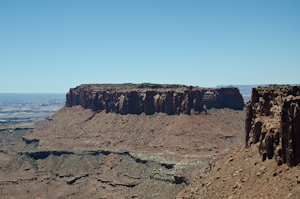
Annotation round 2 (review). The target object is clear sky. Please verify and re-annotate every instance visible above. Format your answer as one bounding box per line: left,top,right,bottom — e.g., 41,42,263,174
1,0,299,93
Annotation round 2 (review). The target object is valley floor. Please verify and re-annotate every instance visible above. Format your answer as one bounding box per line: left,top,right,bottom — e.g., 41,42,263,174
0,107,246,198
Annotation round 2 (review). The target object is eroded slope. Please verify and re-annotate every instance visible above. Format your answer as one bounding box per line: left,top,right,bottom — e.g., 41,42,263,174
176,143,300,199
177,85,300,199
25,106,242,156
0,83,245,198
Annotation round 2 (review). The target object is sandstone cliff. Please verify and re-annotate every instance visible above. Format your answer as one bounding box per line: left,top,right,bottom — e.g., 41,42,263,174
202,87,244,110
245,85,300,166
66,83,244,115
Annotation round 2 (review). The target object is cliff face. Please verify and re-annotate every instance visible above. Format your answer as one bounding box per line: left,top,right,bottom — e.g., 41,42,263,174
245,85,300,166
202,87,244,110
66,83,244,115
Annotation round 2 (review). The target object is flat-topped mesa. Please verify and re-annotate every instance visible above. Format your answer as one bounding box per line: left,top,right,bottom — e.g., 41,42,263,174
202,86,244,110
66,83,244,115
245,84,300,166
66,84,202,115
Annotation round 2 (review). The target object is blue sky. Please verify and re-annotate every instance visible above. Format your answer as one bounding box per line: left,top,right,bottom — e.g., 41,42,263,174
1,0,299,93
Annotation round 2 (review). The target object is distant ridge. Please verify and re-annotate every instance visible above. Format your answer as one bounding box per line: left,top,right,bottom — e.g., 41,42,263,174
0,93,65,105
0,93,65,122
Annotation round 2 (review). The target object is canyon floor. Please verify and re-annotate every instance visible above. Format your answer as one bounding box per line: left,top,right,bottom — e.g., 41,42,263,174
2,106,299,198
0,106,245,199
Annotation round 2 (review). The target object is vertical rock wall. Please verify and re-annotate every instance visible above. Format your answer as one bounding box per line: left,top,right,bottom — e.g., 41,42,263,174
66,86,203,115
202,87,244,110
66,84,244,115
245,85,300,166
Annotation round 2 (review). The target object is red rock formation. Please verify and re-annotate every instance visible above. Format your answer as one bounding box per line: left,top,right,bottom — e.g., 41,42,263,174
66,83,244,115
202,87,244,110
245,85,300,166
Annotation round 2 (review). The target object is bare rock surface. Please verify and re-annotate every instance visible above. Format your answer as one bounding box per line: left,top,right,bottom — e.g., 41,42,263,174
202,87,244,110
176,142,300,199
176,84,300,199
66,83,244,115
246,85,300,166
0,122,35,165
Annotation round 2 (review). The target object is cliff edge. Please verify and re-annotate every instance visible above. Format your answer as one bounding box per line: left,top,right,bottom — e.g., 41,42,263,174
176,85,300,199
246,85,300,166
66,83,244,115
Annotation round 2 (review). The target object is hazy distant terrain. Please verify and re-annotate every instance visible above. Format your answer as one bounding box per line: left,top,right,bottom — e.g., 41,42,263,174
0,93,65,122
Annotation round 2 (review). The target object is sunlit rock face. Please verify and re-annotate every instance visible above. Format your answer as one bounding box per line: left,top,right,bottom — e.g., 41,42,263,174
66,83,244,115
246,85,300,166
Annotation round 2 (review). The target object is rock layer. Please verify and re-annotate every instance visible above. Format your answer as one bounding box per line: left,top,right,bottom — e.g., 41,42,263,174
202,87,244,110
245,85,300,166
66,83,244,115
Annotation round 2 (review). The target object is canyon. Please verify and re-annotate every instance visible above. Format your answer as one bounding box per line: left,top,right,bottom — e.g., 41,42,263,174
0,83,244,198
2,83,300,198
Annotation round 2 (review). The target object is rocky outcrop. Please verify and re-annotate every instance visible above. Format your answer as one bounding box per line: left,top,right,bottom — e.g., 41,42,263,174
66,83,244,115
245,85,300,166
202,87,244,110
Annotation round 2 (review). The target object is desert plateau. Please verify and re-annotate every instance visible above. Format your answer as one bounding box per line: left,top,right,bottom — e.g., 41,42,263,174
2,0,299,198
0,83,300,199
